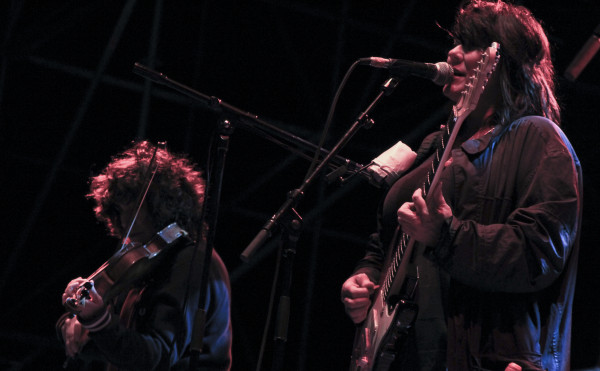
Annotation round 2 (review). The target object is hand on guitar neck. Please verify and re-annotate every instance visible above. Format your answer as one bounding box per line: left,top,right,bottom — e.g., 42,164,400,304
397,185,453,247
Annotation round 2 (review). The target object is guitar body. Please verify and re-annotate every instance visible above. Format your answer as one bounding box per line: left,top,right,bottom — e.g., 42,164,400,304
349,278,418,370
350,233,421,371
348,43,500,371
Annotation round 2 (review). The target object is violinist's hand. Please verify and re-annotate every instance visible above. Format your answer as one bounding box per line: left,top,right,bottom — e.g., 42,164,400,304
341,273,378,324
60,315,90,358
62,278,106,321
397,186,452,246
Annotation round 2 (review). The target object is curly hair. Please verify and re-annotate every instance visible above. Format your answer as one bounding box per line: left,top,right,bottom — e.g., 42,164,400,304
449,0,560,126
87,141,206,241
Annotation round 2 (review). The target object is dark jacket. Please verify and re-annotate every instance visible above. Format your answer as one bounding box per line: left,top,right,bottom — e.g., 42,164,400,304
355,116,582,371
58,236,232,370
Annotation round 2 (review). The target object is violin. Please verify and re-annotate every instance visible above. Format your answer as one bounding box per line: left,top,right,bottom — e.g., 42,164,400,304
64,222,189,313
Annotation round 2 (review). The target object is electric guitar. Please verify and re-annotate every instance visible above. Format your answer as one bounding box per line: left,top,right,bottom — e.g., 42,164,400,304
349,42,500,371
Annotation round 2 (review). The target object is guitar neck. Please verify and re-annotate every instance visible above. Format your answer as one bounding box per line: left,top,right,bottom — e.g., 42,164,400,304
382,42,499,302
380,112,458,303
421,114,457,200
348,42,500,371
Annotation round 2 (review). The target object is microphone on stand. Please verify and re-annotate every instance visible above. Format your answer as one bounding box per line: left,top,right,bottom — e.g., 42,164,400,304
364,141,417,188
564,24,600,81
327,141,416,188
359,57,454,86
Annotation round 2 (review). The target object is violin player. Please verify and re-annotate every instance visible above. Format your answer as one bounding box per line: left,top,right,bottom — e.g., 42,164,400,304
56,141,232,370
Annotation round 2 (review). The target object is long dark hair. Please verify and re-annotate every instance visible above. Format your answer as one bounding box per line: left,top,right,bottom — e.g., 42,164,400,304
450,0,560,126
87,141,206,241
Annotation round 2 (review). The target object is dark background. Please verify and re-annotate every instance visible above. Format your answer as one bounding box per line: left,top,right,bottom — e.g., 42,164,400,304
1,1,599,370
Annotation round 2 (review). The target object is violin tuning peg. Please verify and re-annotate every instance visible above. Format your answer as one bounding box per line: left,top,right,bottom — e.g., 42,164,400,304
64,297,82,314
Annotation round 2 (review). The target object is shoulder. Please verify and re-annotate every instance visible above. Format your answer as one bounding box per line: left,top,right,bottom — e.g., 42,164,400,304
172,239,230,285
503,116,578,158
501,116,581,173
507,115,559,136
209,249,231,291
506,115,569,143
414,128,444,165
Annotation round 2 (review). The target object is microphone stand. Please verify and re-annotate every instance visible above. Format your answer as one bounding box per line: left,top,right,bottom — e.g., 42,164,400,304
133,63,365,179
132,62,399,370
132,63,296,370
240,76,399,260
240,77,399,371
189,117,233,370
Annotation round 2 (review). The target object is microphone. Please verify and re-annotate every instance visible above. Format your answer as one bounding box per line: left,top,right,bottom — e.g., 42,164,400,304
360,57,454,86
564,24,600,81
365,141,417,188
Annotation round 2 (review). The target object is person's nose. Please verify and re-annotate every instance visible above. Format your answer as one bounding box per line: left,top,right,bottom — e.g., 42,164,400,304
447,45,463,66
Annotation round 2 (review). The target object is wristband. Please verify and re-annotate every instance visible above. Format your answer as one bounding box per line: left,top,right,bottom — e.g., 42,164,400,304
79,308,112,332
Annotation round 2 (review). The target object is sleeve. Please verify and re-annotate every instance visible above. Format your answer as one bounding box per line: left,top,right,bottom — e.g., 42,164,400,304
190,251,232,369
86,241,232,370
426,120,582,293
353,232,385,284
55,312,72,341
56,311,111,367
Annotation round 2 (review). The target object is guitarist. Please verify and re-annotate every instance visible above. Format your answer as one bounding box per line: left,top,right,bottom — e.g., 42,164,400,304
342,1,582,370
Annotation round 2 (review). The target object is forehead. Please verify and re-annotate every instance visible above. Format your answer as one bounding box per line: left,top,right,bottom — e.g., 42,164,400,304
451,38,486,52
451,18,494,52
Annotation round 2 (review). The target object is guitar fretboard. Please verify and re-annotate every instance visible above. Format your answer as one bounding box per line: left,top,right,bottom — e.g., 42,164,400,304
381,116,455,302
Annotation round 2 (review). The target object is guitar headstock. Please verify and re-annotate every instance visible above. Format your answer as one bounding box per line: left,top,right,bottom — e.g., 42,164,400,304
453,42,500,118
